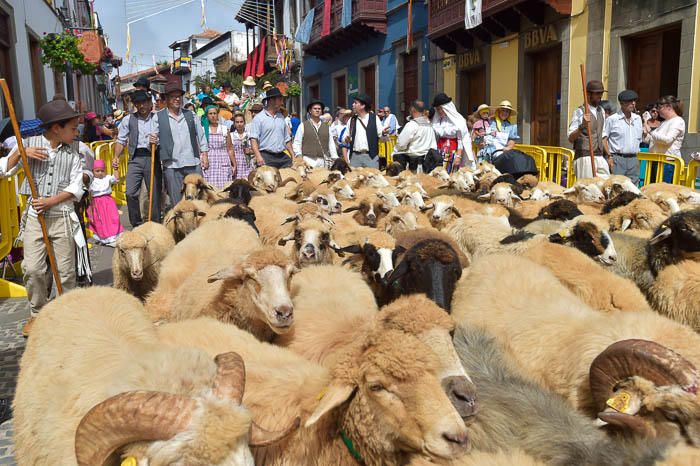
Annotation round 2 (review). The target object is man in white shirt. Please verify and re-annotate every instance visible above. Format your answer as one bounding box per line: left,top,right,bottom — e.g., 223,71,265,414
602,89,642,185
567,79,610,179
344,92,383,168
293,100,338,168
392,100,436,172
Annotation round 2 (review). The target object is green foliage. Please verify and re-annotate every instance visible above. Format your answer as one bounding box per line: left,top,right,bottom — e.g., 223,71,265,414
39,33,96,75
286,82,301,97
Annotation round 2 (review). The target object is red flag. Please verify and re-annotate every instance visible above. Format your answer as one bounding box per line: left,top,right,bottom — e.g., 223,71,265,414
322,0,332,37
244,48,253,77
256,35,266,77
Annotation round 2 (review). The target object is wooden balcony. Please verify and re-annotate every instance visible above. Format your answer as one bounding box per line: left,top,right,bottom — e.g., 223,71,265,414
304,0,387,59
428,0,571,53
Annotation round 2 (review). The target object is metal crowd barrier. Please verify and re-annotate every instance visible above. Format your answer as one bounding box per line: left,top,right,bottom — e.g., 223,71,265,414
0,171,26,297
379,136,397,165
93,141,127,206
637,152,685,186
536,146,575,188
513,144,548,181
685,159,699,189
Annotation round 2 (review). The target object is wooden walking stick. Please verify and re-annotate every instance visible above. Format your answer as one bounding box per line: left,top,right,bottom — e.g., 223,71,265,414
148,142,156,222
0,78,64,294
579,64,597,177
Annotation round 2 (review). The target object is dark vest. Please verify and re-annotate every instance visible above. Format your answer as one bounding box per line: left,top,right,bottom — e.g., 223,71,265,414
300,120,330,159
156,108,199,163
349,112,379,159
573,105,604,160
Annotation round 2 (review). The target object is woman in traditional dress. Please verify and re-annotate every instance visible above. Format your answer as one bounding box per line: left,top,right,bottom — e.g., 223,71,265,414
431,93,475,171
231,112,254,180
201,105,237,189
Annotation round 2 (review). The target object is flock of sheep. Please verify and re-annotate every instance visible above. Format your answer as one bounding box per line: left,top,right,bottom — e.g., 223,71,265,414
10,156,700,465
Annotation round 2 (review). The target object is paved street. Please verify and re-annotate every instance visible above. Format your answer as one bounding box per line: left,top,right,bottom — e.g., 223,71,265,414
0,217,118,463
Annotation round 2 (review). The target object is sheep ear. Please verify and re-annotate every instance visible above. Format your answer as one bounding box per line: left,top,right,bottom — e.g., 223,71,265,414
511,193,522,203
620,218,632,232
421,192,431,200
305,383,355,427
278,233,295,246
339,244,363,255
208,266,248,283
477,193,491,201
422,204,434,211
329,240,345,257
343,206,360,213
563,186,576,194
297,197,312,204
649,225,672,244
280,215,300,225
548,230,569,244
450,206,462,217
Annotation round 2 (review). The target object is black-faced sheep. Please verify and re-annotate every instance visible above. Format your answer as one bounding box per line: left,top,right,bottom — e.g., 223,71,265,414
163,198,209,242
608,198,667,232
13,287,292,466
451,254,700,445
157,317,470,466
277,217,345,267
602,191,641,214
112,221,175,300
602,174,642,198
201,201,258,233
248,166,296,193
338,230,397,300
222,178,257,205
330,157,351,174
181,172,223,203
538,198,583,221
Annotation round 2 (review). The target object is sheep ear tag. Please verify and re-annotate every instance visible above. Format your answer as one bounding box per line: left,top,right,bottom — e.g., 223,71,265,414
605,390,640,415
305,384,355,427
121,457,137,466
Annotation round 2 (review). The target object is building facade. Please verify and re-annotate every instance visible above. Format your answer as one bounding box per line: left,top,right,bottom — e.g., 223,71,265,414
301,0,432,122
429,0,700,157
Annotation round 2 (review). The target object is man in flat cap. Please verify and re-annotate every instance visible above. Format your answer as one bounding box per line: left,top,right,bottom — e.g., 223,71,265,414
113,89,161,226
567,79,610,179
602,89,642,184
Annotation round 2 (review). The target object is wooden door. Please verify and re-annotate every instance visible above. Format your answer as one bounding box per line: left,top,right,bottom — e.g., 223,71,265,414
334,75,346,108
626,27,680,108
309,83,320,100
530,45,561,146
362,64,376,108
459,66,486,114
0,11,12,118
29,36,45,113
403,51,418,121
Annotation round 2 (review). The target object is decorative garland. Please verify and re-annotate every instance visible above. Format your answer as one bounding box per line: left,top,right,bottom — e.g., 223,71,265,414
39,33,96,75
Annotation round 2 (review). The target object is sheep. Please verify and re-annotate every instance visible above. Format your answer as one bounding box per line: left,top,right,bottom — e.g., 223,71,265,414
425,195,508,230
642,182,700,205
648,190,683,214
255,203,334,249
201,201,258,233
146,218,261,320
451,253,700,445
112,221,175,300
337,230,397,300
429,166,451,182
342,195,386,227
277,217,345,267
163,199,209,242
300,185,342,214
283,179,315,200
431,170,477,194
347,168,391,188
506,200,555,227
538,198,583,221
330,157,352,174
157,317,470,466
378,205,432,235
182,172,224,203
516,173,539,189
648,260,700,331
475,171,500,192
602,174,642,198
563,180,606,204
375,185,401,211
221,179,257,205
329,178,355,200
13,287,292,466
522,218,564,235
398,184,432,211
608,198,666,232
385,161,404,176
279,157,312,182
153,246,298,341
474,160,501,177
602,191,641,214
248,166,296,193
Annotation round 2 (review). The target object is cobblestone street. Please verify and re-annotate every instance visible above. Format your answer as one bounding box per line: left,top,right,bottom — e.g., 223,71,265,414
0,234,116,464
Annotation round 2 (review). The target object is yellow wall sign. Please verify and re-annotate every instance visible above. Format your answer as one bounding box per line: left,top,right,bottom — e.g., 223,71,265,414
457,49,483,69
523,25,559,50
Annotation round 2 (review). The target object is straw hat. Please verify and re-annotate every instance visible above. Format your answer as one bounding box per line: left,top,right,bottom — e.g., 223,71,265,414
471,103,491,118
243,75,256,87
493,100,517,116
113,109,126,120
262,80,274,91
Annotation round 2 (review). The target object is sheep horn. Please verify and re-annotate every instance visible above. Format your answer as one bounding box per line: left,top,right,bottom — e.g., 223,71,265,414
75,391,197,466
212,352,246,404
279,177,297,187
589,339,700,413
343,206,360,213
620,218,633,232
649,225,673,245
597,411,655,437
249,417,301,447
280,215,300,225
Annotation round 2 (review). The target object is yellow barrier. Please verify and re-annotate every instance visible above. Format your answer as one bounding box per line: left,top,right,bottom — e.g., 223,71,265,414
379,136,397,165
638,152,685,186
513,144,548,181
686,159,699,189
94,141,127,206
537,146,575,187
0,172,27,297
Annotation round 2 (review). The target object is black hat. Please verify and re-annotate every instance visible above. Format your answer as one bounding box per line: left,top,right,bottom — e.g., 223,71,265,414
201,96,214,107
163,82,185,96
432,93,452,107
353,92,372,108
618,89,639,102
586,80,605,93
134,76,151,89
131,90,151,103
306,100,324,113
263,87,283,100
222,81,232,89
37,99,82,127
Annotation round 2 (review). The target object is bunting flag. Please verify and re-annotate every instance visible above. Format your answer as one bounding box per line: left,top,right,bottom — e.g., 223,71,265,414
256,35,266,77
341,0,352,28
200,0,207,28
465,0,482,29
321,0,332,37
295,9,315,44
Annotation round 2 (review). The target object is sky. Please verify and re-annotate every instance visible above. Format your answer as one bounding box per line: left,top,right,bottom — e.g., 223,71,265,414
97,0,246,75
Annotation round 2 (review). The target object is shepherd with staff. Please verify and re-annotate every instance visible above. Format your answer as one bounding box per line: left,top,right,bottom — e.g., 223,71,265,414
0,93,87,337
567,79,611,179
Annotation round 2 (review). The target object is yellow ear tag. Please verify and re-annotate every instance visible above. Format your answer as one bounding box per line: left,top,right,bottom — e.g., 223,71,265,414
606,391,632,413
121,457,138,466
316,386,329,401
558,230,568,238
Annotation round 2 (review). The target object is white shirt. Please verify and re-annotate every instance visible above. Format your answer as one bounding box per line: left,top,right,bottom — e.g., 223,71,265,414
568,104,605,138
433,117,464,150
602,111,643,155
644,116,685,157
393,117,436,157
383,113,399,135
292,119,338,159
90,175,117,197
345,113,383,152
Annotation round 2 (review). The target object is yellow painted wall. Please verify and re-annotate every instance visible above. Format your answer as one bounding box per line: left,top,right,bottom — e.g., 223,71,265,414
689,3,700,133
490,35,518,106
601,0,612,91
443,55,457,99
568,0,588,120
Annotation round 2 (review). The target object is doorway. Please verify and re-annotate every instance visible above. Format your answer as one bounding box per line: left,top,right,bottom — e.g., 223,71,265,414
334,74,346,109
402,51,418,121
459,66,486,115
362,63,376,108
530,44,561,146
625,25,681,109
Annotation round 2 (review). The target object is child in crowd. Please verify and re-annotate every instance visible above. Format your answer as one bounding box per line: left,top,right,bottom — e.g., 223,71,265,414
87,159,123,246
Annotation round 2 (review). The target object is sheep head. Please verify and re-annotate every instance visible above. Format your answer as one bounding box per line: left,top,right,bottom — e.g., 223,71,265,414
537,199,583,221
278,218,345,267
291,157,312,180
563,182,605,204
589,339,700,446
398,185,431,211
381,206,420,235
425,196,461,229
647,209,700,276
477,182,521,208
115,231,149,281
305,330,469,462
603,175,642,199
610,199,666,232
438,171,475,193
165,200,207,241
222,179,257,205
223,204,258,234
375,186,401,212
75,352,296,466
281,203,335,226
181,173,215,201
353,169,390,188
339,232,397,285
299,188,342,214
330,157,351,174
430,166,451,182
248,166,295,193
208,249,299,333
343,197,384,227
330,179,355,200
548,221,617,265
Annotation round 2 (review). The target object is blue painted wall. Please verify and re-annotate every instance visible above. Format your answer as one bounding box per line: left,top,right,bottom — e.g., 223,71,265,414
303,1,431,114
